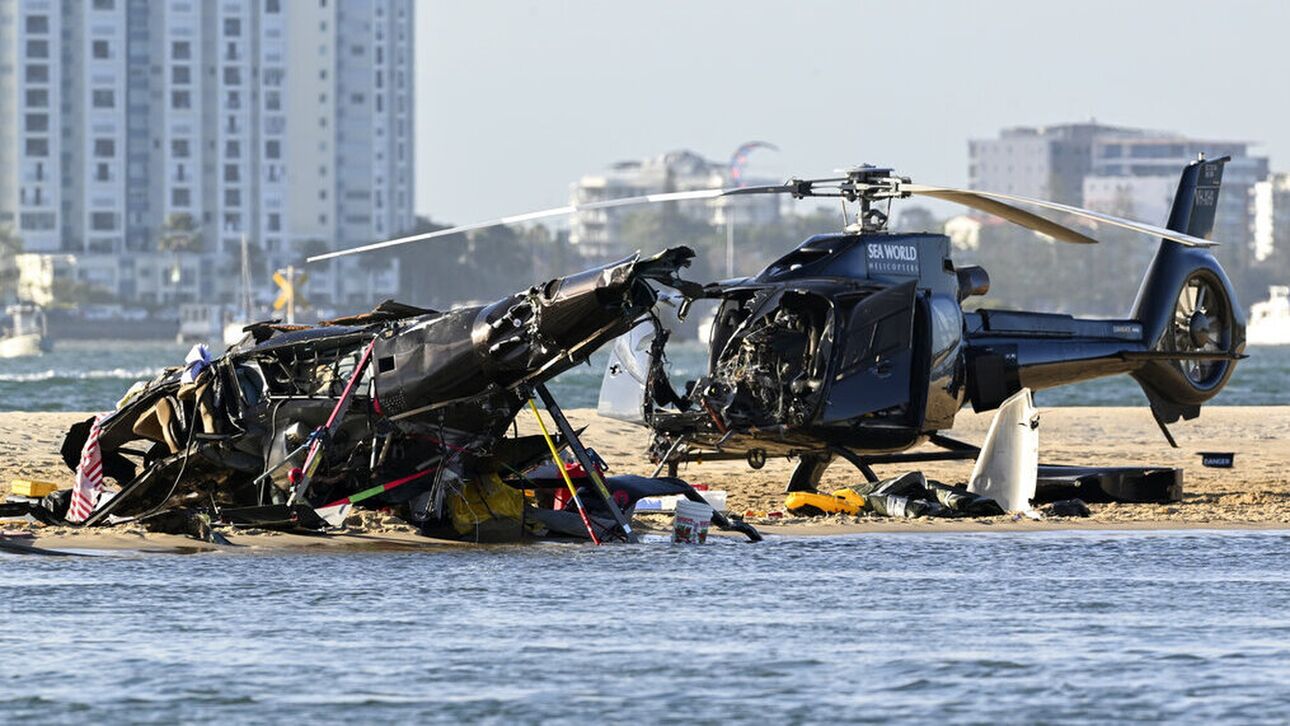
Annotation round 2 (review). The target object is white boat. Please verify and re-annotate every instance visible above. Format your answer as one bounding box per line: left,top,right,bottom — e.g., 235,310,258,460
177,303,223,344
0,304,51,358
222,235,255,347
1247,285,1290,346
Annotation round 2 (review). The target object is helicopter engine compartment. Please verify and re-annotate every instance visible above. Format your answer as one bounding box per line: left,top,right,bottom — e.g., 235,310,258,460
700,291,832,428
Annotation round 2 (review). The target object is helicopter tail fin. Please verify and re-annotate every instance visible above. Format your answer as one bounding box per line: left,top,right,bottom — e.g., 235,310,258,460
1128,156,1246,432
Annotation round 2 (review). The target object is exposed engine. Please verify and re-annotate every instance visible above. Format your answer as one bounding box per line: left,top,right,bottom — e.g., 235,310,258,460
700,292,829,428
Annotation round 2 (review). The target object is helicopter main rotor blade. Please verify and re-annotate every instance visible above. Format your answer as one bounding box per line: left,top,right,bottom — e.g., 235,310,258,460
902,185,1099,245
307,189,725,262
904,184,1219,248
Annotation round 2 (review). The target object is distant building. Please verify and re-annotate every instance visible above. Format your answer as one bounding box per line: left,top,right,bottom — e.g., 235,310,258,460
1082,135,1267,246
569,149,781,259
1253,173,1290,262
970,122,1268,255
0,0,414,308
968,122,1143,206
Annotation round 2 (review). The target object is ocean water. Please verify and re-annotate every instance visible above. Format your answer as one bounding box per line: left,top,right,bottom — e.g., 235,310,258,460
0,339,1286,412
3,530,1290,723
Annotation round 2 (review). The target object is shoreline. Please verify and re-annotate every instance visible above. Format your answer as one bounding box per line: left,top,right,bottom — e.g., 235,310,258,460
9,519,1290,558
4,406,1289,554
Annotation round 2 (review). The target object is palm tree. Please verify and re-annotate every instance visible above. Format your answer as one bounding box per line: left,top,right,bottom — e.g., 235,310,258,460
157,213,201,298
158,213,201,253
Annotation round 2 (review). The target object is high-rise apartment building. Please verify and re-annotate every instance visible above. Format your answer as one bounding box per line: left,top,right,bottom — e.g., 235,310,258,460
969,122,1268,254
0,0,414,306
287,0,413,304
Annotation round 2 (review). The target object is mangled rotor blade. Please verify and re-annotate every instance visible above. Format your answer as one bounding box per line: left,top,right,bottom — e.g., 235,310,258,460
904,184,1219,248
308,189,727,262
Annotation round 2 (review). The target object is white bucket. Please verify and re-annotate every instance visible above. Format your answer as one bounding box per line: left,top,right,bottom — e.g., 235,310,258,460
672,498,713,544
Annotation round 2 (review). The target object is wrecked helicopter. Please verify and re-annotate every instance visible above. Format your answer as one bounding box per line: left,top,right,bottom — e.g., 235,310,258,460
593,157,1246,496
40,156,1245,540
48,248,759,543
316,156,1244,501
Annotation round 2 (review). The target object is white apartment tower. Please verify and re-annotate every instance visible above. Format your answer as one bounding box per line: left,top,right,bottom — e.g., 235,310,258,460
287,0,413,303
0,0,62,252
0,0,414,306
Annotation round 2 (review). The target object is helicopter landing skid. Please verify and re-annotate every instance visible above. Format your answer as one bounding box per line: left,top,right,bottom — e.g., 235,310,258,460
656,434,1182,504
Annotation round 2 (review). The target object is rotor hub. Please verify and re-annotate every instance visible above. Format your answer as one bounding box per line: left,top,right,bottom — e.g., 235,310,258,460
1188,312,1214,347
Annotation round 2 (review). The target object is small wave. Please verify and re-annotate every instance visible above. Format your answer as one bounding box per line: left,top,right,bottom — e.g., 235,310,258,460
0,367,165,383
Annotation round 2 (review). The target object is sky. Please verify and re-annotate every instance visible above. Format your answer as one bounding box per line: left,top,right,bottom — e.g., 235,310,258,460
415,0,1290,224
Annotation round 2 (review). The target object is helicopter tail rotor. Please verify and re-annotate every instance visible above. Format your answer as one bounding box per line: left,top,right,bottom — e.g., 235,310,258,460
1129,156,1245,432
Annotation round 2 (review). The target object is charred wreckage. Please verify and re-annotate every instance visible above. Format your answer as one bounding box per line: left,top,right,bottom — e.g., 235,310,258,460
14,157,1246,541
33,248,759,544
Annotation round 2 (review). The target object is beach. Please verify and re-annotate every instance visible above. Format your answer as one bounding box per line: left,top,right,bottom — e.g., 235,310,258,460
3,406,1289,552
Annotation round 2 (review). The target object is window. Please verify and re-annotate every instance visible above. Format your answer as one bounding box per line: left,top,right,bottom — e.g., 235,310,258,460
26,40,48,58
224,18,241,36
25,89,47,107
223,213,242,232
92,89,115,108
265,140,281,159
171,139,190,158
223,66,240,85
25,138,49,157
266,0,281,12
21,212,56,230
172,65,190,84
224,189,241,207
94,138,115,157
25,65,49,83
25,113,48,132
25,15,49,34
92,0,115,9
95,163,110,181
350,93,365,104
171,188,191,207
267,213,281,232
223,164,240,182
92,40,110,59
91,212,117,231
224,140,240,158
171,90,191,109
172,41,191,60
265,90,281,111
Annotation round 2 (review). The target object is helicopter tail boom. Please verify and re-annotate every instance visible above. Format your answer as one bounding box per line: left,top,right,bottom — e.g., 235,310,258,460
964,157,1245,426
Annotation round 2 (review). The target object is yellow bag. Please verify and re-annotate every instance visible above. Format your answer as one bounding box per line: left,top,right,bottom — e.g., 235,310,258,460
784,490,863,517
449,472,525,535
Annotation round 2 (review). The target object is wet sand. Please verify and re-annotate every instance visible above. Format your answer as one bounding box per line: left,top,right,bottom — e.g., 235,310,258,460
3,407,1289,552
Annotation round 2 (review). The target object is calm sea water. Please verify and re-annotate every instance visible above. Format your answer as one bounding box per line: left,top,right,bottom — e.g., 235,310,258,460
0,339,1285,412
3,530,1290,723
